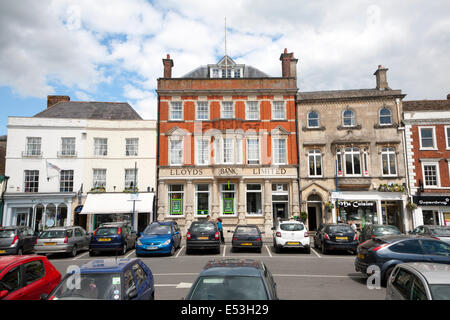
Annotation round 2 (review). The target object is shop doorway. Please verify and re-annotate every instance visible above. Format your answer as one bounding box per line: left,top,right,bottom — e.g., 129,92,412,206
273,203,288,224
307,194,322,231
307,206,317,230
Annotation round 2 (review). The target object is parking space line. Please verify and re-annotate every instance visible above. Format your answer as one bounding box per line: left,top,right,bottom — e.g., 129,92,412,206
73,251,89,260
176,246,184,258
222,245,226,257
265,245,272,257
273,273,365,279
311,248,321,258
125,249,135,259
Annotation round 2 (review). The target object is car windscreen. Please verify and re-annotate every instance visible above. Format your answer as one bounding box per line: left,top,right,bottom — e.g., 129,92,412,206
95,228,119,236
235,227,259,235
280,224,304,231
327,225,353,233
189,276,268,300
373,226,401,235
190,223,216,233
430,227,450,237
143,224,171,235
0,230,15,238
52,273,122,300
430,284,450,300
39,230,69,239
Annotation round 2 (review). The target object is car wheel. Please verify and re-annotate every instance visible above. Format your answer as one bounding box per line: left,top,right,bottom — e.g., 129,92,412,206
274,245,280,253
304,247,311,254
257,247,262,254
121,243,127,255
382,266,396,287
321,243,328,254
169,245,175,256
89,250,96,257
70,245,77,257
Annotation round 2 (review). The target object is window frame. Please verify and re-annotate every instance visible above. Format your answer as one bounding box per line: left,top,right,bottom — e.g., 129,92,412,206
195,138,210,166
421,161,440,188
222,137,235,164
246,138,260,165
169,138,183,166
445,126,450,150
195,184,210,217
307,111,320,128
308,149,323,177
381,147,397,177
170,101,183,121
221,101,234,119
272,137,287,165
344,147,362,176
220,183,236,216
124,168,137,190
24,170,39,193
379,107,393,126
26,137,42,156
125,138,139,156
61,137,76,156
92,169,107,189
168,184,184,217
60,169,74,192
93,138,108,156
245,101,260,120
246,184,263,216
196,101,209,120
342,109,355,127
418,126,437,150
272,101,286,120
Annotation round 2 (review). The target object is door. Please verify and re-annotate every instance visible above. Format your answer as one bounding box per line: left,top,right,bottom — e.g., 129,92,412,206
273,203,288,225
20,260,47,300
307,207,317,231
16,212,28,227
389,239,426,263
23,228,35,253
420,239,450,264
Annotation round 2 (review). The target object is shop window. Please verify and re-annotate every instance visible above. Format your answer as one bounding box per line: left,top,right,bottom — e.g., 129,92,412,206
308,149,322,177
168,184,184,216
423,210,437,225
272,184,288,192
381,148,397,176
221,184,236,215
246,184,262,215
195,184,210,216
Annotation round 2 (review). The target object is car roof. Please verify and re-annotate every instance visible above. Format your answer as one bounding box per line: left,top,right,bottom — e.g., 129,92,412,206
79,258,140,273
42,226,74,230
279,220,303,224
376,235,422,242
200,259,264,277
151,221,173,226
399,263,450,285
0,226,21,230
235,224,259,228
0,255,43,272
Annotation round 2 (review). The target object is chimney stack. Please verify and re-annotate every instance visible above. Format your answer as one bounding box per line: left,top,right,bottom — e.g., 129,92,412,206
47,95,70,109
162,54,174,78
280,48,298,78
374,65,390,90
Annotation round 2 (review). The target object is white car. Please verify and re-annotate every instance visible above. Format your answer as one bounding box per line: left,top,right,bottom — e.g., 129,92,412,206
273,220,310,253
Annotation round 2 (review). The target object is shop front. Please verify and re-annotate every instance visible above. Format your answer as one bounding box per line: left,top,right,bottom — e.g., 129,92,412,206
331,191,408,232
412,195,450,227
157,166,300,235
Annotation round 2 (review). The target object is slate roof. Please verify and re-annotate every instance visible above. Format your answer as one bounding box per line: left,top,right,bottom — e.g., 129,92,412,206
182,65,270,78
297,88,404,101
403,99,450,111
33,101,142,120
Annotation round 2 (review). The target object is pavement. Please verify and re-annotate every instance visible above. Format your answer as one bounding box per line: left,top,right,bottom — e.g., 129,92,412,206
45,237,386,300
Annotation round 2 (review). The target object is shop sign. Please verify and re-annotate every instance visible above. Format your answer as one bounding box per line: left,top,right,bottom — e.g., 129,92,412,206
170,199,183,215
170,168,203,176
413,196,450,207
252,168,287,175
338,201,375,208
223,198,234,214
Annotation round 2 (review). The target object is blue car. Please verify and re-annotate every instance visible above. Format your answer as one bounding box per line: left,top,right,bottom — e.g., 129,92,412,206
45,258,155,300
89,223,137,256
136,221,182,256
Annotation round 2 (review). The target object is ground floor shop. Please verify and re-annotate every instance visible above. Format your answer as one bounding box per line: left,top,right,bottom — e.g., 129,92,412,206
79,192,155,232
157,167,300,235
2,193,76,232
412,195,450,227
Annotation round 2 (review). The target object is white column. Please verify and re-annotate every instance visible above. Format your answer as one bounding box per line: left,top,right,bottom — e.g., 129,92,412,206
66,200,73,226
157,180,166,222
376,200,383,224
238,179,246,225
401,198,409,232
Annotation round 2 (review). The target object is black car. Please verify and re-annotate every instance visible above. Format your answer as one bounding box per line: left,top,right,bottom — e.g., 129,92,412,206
410,225,450,244
230,225,264,253
185,259,278,300
89,223,137,256
0,226,37,255
355,235,450,285
359,224,402,243
186,221,220,254
314,223,358,254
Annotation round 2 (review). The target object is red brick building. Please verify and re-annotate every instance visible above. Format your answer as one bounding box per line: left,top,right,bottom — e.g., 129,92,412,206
403,96,450,227
156,51,299,235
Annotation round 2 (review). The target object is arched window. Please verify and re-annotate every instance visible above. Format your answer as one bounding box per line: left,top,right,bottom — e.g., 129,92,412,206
307,111,319,128
379,107,392,125
343,110,355,127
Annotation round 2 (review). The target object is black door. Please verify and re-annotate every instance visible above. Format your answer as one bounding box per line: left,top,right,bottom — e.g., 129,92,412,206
273,203,288,225
308,207,317,231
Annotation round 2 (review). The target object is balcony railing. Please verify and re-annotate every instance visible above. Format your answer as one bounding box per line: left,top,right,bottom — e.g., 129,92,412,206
22,151,42,158
57,151,77,158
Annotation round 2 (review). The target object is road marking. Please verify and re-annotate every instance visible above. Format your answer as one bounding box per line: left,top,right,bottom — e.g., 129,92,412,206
273,274,365,279
176,246,184,258
125,249,135,259
73,251,89,260
153,273,198,276
223,245,226,257
154,282,193,288
311,248,321,258
265,245,272,257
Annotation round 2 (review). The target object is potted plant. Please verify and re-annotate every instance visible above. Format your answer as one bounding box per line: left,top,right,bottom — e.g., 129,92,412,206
300,212,308,222
324,201,334,212
406,201,418,210
90,186,105,193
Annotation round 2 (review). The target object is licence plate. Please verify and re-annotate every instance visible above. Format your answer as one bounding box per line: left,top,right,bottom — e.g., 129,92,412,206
358,253,365,259
198,237,209,240
287,242,300,245
44,242,57,246
336,237,348,240
146,246,158,250
0,250,5,254
241,243,253,246
98,238,111,242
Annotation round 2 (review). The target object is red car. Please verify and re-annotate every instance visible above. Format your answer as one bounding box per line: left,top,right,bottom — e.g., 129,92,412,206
0,255,61,300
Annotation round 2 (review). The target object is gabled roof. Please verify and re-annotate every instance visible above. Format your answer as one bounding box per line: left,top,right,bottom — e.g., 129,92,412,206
33,101,142,120
297,89,404,101
403,99,450,111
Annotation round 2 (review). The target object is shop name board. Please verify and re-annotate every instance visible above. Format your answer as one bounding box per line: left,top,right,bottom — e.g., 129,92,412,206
338,201,375,208
168,167,289,177
170,168,204,176
413,196,450,207
252,168,287,175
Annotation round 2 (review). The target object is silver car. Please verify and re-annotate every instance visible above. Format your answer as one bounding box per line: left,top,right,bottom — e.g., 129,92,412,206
35,226,90,257
386,262,450,300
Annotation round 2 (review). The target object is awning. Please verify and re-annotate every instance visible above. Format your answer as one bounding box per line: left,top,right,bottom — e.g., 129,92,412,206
79,193,154,215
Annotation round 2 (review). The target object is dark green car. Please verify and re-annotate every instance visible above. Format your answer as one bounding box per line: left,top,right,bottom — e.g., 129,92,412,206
359,224,402,243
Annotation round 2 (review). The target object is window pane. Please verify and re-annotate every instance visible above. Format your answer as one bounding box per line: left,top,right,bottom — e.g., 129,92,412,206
423,165,438,186
308,111,319,127
197,102,209,120
60,170,74,192
246,102,259,120
170,140,183,165
94,138,107,156
247,139,259,164
380,108,392,124
170,102,183,120
24,170,39,192
126,138,138,156
343,110,354,126
61,138,76,156
420,128,434,148
222,102,234,118
272,102,285,119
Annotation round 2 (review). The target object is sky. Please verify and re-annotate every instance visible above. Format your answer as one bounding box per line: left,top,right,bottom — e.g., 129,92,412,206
0,0,449,135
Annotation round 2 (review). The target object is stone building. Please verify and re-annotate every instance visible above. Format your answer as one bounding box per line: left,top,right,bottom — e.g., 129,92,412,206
403,96,450,227
297,66,411,232
156,50,300,236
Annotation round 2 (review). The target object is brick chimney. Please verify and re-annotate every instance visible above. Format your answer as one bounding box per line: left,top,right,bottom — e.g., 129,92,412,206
162,54,174,78
47,95,70,108
280,48,298,78
374,65,390,90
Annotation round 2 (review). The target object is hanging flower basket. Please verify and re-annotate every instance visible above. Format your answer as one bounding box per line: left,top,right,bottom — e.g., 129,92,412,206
324,201,334,212
90,187,105,193
406,202,418,210
123,187,139,193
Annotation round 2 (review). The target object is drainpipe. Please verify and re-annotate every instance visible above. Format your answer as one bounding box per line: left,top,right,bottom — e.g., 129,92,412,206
155,94,161,223
294,97,301,218
0,176,9,226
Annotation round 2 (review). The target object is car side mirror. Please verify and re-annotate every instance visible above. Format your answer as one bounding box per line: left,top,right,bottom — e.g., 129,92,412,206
0,290,9,300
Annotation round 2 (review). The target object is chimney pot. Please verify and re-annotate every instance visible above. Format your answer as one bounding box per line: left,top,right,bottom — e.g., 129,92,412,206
280,49,298,79
374,65,390,90
162,54,174,78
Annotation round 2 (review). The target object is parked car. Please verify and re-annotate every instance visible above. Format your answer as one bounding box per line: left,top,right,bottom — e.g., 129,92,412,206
0,255,61,300
355,235,450,285
0,226,37,255
44,258,154,300
272,220,310,253
186,221,220,254
185,259,278,300
386,262,450,300
230,225,264,253
89,223,137,256
314,223,358,254
359,224,402,243
34,226,90,257
410,225,450,244
136,221,181,256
